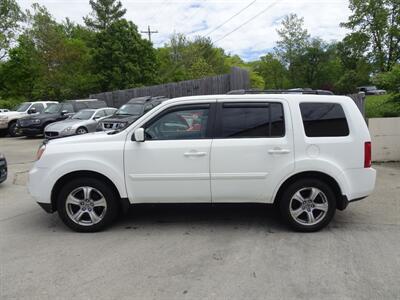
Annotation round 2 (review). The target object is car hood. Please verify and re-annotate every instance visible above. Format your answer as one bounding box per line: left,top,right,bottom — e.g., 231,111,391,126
45,119,88,131
24,113,60,121
47,130,127,146
100,114,139,123
0,111,25,118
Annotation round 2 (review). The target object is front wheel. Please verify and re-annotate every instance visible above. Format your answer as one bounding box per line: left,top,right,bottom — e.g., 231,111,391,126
76,127,88,135
279,178,336,232
8,121,18,137
57,178,119,232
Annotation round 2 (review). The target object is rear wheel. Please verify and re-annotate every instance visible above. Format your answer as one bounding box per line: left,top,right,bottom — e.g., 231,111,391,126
57,178,119,232
76,127,88,135
279,178,336,232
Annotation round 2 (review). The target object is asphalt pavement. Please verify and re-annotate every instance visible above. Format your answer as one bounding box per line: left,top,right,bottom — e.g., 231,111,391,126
1,137,399,299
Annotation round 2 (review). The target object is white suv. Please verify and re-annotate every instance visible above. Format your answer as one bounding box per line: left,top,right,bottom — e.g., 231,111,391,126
28,93,376,232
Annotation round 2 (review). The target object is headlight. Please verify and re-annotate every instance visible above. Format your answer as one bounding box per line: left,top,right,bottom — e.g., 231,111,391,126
36,144,46,160
32,119,41,124
117,122,127,129
61,127,74,134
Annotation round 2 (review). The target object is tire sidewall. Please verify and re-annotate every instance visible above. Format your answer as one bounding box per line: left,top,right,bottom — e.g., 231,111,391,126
76,127,88,135
57,178,119,232
8,122,18,137
280,178,336,232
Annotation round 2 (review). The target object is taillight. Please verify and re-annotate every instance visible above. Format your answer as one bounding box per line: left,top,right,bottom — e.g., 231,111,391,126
364,142,371,168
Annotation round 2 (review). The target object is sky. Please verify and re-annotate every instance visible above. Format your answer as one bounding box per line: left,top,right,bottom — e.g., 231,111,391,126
17,0,352,61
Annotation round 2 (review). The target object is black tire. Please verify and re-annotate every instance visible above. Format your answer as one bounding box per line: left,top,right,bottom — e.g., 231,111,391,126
57,177,119,232
279,178,336,232
76,127,88,135
8,121,18,137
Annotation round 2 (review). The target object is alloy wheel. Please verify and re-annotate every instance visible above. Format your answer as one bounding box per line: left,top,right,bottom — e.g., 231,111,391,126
289,187,329,226
65,186,107,226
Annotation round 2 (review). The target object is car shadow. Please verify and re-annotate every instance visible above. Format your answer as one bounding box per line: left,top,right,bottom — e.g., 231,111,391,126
115,203,287,232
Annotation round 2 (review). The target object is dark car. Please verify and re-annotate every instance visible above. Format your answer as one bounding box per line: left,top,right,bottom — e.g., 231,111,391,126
357,86,386,95
98,96,168,131
0,153,7,184
17,99,107,136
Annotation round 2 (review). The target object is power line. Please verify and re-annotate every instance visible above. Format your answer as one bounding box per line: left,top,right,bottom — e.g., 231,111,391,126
213,0,279,44
204,0,257,37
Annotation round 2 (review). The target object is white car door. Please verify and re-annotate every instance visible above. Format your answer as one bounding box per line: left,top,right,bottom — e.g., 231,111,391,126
124,102,215,203
210,100,294,203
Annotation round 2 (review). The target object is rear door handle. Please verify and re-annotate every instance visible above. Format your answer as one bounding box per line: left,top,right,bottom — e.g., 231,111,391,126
184,151,207,157
268,148,291,154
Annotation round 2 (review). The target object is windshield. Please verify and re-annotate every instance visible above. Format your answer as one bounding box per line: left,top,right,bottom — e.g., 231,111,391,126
72,110,94,120
44,103,61,113
15,103,31,112
116,103,143,116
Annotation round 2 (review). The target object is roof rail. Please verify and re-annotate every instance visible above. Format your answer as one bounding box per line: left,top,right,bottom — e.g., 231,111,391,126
227,89,334,95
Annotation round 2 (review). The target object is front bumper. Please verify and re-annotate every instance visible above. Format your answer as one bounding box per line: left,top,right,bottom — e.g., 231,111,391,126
18,124,44,136
0,120,8,129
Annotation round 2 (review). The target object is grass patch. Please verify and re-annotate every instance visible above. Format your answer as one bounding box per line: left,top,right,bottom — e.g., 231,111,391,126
365,94,400,118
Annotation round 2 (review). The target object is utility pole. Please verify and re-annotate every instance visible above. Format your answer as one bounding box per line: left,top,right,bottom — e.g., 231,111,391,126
141,25,158,42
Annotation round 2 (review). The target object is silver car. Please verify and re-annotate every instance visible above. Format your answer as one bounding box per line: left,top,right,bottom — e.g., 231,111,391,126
44,108,117,139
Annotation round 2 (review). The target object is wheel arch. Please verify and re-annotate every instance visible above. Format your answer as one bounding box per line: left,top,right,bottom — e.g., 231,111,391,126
273,171,347,210
50,170,130,213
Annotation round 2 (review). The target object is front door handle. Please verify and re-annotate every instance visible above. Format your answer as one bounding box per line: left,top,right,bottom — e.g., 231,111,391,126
268,148,291,154
184,151,207,157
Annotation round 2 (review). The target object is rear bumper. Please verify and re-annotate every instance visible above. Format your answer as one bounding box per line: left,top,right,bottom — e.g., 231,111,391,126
338,167,376,201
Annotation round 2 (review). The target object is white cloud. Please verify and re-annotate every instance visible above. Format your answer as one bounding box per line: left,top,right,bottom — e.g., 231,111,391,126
17,0,352,60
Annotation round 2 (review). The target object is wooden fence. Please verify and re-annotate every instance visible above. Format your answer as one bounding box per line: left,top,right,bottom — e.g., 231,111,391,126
90,67,250,108
348,93,366,117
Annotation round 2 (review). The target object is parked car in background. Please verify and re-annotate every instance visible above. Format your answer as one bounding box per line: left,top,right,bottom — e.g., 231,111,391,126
0,153,7,184
44,108,117,139
0,101,58,137
0,109,10,113
29,92,376,232
98,96,168,131
357,86,386,95
17,99,107,137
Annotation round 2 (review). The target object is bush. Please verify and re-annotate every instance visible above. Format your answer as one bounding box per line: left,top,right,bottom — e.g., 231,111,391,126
0,97,26,110
372,64,400,92
365,94,400,118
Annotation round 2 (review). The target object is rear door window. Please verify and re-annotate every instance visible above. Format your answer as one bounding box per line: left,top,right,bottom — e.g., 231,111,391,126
300,103,349,137
217,102,285,138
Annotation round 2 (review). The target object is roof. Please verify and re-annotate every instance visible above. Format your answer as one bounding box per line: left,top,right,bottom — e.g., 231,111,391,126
127,96,169,104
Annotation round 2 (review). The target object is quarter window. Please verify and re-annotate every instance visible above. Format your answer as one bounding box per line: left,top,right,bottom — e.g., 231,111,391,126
219,103,285,138
300,103,349,137
145,107,209,140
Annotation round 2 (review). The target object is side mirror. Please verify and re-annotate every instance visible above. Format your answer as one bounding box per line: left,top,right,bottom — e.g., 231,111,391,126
61,110,68,116
134,128,145,142
28,107,36,114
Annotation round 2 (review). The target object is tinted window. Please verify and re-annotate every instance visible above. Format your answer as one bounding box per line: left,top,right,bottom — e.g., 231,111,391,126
94,110,106,118
62,103,74,113
300,103,349,137
219,103,284,138
145,107,209,140
31,103,44,112
75,102,87,111
116,104,143,116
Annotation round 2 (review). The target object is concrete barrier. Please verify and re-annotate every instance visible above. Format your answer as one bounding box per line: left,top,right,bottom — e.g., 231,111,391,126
369,117,400,162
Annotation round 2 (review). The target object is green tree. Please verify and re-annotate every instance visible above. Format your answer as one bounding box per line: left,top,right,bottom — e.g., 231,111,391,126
274,13,310,86
255,53,288,89
342,0,400,72
84,0,126,31
0,0,25,60
92,19,158,91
